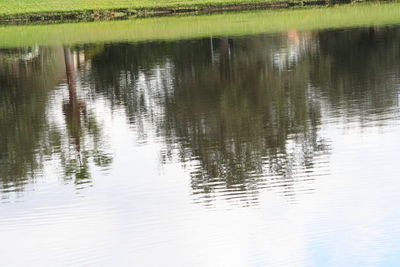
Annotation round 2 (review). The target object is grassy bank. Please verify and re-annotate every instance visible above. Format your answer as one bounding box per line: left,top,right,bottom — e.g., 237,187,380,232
0,2,400,48
0,0,322,22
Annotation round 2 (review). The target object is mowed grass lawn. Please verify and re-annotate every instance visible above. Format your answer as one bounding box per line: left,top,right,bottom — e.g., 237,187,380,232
0,0,289,16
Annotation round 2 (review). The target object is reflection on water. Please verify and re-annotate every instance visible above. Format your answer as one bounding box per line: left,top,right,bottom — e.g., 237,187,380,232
1,26,400,266
62,47,113,184
0,47,63,192
0,46,112,194
88,34,331,205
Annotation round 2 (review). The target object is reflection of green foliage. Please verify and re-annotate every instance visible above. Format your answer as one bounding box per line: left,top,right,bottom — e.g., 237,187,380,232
312,27,400,118
59,108,113,184
0,47,64,190
0,46,113,193
63,155,90,182
157,37,327,198
85,36,327,201
86,27,400,202
2,26,399,200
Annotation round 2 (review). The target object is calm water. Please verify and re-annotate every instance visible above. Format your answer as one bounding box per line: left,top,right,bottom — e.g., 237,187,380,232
1,25,400,266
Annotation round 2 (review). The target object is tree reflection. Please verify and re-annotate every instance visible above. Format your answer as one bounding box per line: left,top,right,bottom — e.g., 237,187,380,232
59,47,113,185
86,35,328,203
0,46,112,194
86,26,400,203
311,27,400,118
0,47,63,192
1,26,399,202
157,35,328,202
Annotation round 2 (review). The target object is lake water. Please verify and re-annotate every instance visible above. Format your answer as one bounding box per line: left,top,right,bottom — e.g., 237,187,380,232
1,25,400,266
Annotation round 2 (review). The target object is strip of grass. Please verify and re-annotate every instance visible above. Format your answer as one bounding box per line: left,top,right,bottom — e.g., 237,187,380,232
1,2,400,48
0,0,298,16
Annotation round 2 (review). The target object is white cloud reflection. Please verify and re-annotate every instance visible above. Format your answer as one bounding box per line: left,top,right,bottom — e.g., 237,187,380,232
1,98,400,267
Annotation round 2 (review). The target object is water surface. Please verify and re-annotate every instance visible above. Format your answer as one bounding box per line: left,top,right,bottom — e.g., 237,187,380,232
1,25,400,266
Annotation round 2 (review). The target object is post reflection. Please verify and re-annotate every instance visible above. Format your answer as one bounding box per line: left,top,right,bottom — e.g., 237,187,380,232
61,47,113,184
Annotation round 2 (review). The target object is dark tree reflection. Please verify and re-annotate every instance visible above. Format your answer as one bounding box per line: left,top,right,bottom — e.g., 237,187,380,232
0,46,112,195
86,35,330,203
86,26,400,203
59,47,113,185
0,47,64,191
157,36,328,202
310,27,400,118
1,26,399,203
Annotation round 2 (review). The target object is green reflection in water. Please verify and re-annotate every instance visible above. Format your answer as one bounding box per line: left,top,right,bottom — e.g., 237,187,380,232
0,46,112,193
0,47,63,189
85,26,399,202
0,26,399,203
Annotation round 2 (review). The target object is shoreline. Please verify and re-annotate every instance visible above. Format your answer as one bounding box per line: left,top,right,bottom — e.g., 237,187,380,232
1,2,400,48
0,0,346,24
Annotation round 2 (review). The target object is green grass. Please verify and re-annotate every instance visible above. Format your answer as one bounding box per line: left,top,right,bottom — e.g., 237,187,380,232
0,0,294,16
1,2,400,48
